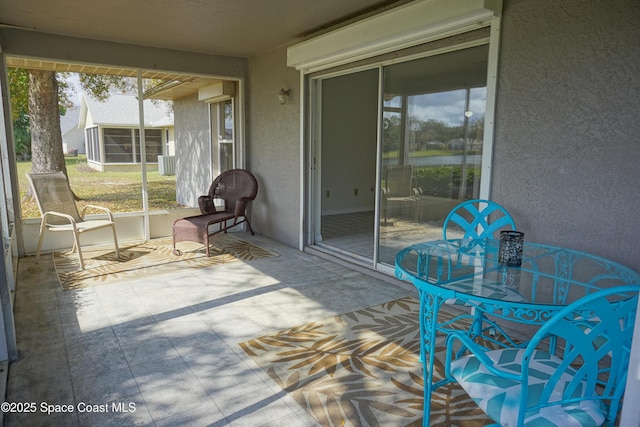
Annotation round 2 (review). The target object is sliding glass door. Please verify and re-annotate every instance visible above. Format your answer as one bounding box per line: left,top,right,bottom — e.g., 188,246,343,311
312,44,491,269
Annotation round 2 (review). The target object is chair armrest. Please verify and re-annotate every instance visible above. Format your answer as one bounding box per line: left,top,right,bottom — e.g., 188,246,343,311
42,211,77,226
234,197,252,217
198,195,217,214
80,205,115,221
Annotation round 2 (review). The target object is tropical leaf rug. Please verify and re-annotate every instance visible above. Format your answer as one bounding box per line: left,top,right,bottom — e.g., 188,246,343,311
240,296,493,426
54,233,278,290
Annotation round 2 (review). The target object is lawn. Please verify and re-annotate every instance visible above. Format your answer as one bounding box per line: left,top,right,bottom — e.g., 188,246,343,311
18,156,184,218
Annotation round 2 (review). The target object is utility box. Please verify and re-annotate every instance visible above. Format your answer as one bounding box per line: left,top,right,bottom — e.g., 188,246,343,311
158,155,176,176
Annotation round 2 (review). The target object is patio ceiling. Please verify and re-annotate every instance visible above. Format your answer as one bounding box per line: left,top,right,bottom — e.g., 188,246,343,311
1,0,408,99
0,0,408,57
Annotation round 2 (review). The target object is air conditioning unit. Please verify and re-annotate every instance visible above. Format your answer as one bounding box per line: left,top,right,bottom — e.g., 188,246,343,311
158,155,175,176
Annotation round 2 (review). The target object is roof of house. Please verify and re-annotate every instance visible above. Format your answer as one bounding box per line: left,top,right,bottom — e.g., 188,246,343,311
60,106,81,135
79,93,174,128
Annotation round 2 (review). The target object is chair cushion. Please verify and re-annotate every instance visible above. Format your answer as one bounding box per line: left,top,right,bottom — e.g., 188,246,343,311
449,348,605,427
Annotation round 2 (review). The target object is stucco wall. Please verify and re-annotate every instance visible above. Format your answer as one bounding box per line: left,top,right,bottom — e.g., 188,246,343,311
174,94,213,207
493,0,640,271
247,46,301,248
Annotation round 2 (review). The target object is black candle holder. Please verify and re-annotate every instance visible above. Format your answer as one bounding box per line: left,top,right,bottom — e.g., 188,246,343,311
498,230,524,266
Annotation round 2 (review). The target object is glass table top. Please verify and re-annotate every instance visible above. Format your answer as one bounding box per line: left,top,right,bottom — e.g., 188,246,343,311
396,239,640,307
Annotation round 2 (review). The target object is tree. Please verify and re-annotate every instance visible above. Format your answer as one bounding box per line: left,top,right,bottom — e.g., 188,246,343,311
28,70,68,174
8,68,73,167
9,69,136,175
78,74,136,101
9,68,170,177
8,69,31,159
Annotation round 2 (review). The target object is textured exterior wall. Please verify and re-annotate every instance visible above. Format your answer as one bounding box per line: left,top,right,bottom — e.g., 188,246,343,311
247,46,301,248
174,94,212,207
493,0,640,270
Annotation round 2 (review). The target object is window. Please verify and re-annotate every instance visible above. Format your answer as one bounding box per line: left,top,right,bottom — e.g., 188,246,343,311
86,127,100,162
104,128,134,163
135,129,162,163
218,99,234,172
103,128,163,163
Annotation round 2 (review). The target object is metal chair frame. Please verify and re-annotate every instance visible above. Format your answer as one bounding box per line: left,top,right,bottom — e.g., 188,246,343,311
27,171,120,270
445,285,640,427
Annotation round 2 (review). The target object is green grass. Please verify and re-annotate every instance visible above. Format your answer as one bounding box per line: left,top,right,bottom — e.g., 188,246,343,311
18,156,183,218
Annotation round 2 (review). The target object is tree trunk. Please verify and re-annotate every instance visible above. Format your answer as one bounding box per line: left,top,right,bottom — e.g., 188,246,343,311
28,70,67,175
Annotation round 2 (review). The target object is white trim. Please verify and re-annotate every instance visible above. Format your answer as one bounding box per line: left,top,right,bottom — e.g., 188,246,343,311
288,0,502,73
310,78,323,245
373,65,384,269
479,13,502,199
137,71,150,242
298,71,306,251
236,78,246,170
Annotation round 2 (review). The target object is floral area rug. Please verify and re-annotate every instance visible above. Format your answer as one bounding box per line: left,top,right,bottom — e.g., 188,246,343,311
54,233,278,290
240,297,494,426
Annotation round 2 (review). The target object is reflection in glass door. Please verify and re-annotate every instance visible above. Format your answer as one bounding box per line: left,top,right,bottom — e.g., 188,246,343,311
378,46,489,266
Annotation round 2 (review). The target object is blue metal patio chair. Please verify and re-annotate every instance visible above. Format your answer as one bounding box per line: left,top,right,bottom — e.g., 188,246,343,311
445,285,640,427
442,199,516,240
439,199,517,337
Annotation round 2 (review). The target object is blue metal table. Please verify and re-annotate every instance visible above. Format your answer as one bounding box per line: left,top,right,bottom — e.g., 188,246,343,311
395,238,640,425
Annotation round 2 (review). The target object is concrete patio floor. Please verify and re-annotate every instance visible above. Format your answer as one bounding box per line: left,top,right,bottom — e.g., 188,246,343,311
4,233,414,426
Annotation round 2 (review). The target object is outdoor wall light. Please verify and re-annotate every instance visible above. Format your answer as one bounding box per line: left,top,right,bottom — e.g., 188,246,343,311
278,88,291,105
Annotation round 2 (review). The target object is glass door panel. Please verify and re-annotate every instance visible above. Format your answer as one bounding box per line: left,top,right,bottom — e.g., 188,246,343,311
377,45,489,266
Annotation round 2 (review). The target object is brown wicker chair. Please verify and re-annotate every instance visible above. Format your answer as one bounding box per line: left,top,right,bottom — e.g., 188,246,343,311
172,169,258,256
26,171,120,270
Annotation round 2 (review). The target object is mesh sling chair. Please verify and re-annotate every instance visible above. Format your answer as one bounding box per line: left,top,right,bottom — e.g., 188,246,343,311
27,171,120,270
172,169,258,256
381,164,420,225
445,285,640,427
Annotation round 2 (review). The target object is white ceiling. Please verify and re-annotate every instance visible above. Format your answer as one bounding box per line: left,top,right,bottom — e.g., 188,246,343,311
0,0,408,57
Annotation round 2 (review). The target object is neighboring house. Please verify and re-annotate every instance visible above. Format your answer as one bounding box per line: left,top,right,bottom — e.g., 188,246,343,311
78,93,174,172
59,106,84,154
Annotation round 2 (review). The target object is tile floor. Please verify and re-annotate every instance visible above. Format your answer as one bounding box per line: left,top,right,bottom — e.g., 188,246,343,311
4,233,415,426
320,211,445,266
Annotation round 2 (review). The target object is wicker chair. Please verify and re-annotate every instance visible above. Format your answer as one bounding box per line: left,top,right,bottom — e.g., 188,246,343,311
172,169,258,256
27,171,120,270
